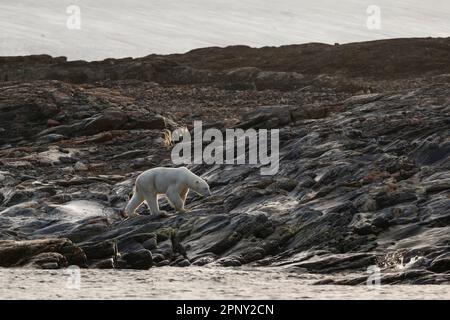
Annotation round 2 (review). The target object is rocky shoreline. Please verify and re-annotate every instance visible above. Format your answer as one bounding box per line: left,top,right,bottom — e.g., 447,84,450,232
1,38,449,284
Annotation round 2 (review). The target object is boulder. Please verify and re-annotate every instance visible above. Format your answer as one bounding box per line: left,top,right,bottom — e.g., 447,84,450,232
0,238,86,267
122,249,153,269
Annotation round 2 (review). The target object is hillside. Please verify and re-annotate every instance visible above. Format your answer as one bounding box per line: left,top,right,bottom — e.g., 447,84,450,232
0,38,449,284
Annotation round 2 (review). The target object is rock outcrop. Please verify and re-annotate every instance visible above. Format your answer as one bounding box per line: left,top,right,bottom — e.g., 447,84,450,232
0,38,449,284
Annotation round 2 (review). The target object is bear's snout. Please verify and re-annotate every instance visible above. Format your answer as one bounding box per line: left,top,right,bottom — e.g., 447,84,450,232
204,189,211,197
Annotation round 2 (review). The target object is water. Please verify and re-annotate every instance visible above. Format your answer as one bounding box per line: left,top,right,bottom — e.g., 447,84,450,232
1,267,449,299
2,0,450,60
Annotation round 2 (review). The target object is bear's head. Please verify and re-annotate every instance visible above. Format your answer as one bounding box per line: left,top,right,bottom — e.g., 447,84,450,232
192,177,211,197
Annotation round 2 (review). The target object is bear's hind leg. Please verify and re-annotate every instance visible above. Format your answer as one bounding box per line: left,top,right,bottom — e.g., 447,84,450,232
142,190,161,215
124,191,144,218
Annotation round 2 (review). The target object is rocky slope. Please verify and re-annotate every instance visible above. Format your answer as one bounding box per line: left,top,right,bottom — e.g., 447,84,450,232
0,38,449,284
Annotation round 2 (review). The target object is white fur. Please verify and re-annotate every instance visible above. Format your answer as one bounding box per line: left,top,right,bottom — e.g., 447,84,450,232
124,167,211,217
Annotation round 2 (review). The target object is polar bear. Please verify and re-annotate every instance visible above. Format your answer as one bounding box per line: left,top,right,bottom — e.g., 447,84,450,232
122,166,211,218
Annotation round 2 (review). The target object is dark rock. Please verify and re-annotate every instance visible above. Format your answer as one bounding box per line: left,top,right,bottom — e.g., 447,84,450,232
25,252,67,269
155,260,170,267
0,238,87,267
82,109,128,136
142,237,157,250
151,253,166,263
80,240,116,260
428,253,450,273
122,249,153,269
90,258,115,269
217,255,243,267
38,134,66,143
373,189,417,209
112,150,147,160
423,178,450,193
1,188,32,206
171,230,187,258
47,119,61,127
292,253,377,273
177,259,191,267
40,262,61,269
414,140,450,166
192,254,217,266
59,156,78,164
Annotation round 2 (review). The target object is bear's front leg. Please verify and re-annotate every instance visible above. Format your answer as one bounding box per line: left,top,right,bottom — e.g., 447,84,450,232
178,187,189,213
166,186,186,213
